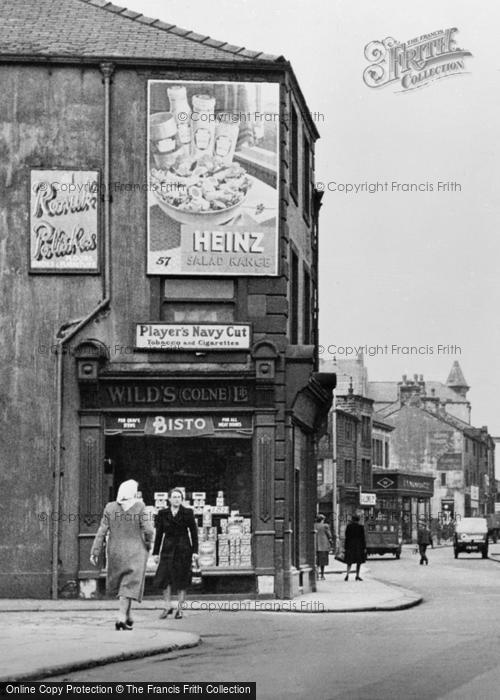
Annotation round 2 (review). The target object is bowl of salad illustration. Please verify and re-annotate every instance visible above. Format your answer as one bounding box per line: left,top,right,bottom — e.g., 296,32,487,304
150,155,252,226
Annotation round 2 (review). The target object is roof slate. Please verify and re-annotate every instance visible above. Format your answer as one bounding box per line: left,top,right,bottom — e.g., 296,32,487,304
372,411,395,430
367,380,469,404
367,382,398,403
0,0,280,62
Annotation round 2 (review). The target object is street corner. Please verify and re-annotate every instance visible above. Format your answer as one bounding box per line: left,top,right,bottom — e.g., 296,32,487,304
290,575,423,613
0,620,201,683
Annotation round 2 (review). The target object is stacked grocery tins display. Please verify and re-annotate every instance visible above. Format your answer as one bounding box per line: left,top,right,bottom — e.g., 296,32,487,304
197,492,217,568
195,491,252,569
151,490,252,571
218,515,252,568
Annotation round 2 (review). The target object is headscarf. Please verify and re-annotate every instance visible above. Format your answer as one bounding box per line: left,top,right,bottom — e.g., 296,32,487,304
116,479,139,511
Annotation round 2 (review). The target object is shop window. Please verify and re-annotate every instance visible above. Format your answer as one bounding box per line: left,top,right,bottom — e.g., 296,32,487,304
345,419,352,440
441,500,455,519
161,302,234,323
344,459,353,484
373,439,383,467
302,132,311,220
107,435,252,512
164,279,234,299
441,472,447,486
293,428,307,569
317,459,324,485
106,434,253,575
378,497,397,512
311,285,318,349
361,416,371,447
290,248,299,343
290,105,298,200
362,459,371,487
162,279,235,322
302,266,311,344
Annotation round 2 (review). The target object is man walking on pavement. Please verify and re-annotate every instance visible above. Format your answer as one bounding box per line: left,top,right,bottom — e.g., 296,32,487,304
417,521,433,565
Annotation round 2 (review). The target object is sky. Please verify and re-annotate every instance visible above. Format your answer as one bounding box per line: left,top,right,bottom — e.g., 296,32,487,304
124,0,500,434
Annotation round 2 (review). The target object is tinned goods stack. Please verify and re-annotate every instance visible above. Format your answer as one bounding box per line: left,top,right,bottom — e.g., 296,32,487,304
194,492,217,568
218,516,252,568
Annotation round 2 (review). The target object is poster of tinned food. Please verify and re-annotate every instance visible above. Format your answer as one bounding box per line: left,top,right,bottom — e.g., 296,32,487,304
147,80,279,275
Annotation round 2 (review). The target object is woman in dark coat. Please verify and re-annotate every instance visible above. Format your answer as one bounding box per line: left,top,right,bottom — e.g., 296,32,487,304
344,514,366,581
90,479,154,630
153,488,199,619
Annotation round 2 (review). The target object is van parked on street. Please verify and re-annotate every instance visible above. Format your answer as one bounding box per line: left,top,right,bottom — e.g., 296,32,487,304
454,517,488,559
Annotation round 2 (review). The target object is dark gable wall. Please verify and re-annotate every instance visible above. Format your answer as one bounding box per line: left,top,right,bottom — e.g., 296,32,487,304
0,64,103,596
389,406,458,473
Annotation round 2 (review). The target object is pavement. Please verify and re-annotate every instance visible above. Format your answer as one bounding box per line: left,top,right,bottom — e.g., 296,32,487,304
486,541,500,562
0,556,422,683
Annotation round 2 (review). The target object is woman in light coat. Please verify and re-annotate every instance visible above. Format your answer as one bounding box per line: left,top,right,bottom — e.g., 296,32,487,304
315,514,334,580
90,479,154,630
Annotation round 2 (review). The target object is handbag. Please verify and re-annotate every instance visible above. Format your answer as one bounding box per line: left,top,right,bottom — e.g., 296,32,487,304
191,555,202,584
334,549,346,563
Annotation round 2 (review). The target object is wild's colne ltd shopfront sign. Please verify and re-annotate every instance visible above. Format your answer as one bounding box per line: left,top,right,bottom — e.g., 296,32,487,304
81,380,254,409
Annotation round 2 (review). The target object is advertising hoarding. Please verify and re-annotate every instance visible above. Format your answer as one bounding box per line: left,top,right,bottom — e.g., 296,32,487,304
147,80,279,275
104,414,253,436
30,169,99,273
136,323,251,351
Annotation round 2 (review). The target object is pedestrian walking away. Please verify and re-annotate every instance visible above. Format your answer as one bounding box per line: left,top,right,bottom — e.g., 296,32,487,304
417,521,433,565
344,514,366,581
90,479,154,630
315,514,334,580
153,487,199,619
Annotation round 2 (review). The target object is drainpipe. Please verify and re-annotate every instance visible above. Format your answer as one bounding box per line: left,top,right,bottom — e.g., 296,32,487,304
51,61,114,599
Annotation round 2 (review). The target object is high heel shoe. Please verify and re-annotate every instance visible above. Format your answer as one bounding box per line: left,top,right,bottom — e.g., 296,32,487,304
125,618,134,630
344,575,349,582
159,607,174,620
175,608,183,619
115,621,127,631
355,576,363,581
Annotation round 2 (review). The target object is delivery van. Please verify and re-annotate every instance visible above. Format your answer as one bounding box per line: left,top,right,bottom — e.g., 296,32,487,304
365,518,402,559
454,517,488,559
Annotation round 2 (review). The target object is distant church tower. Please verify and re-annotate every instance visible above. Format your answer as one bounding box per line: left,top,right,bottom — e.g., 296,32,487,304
446,361,469,399
444,361,471,423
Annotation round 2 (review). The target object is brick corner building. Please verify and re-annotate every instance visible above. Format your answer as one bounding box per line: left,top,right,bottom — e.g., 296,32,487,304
0,0,335,598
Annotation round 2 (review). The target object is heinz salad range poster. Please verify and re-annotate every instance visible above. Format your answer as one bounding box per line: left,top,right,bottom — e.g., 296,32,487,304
147,80,279,276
